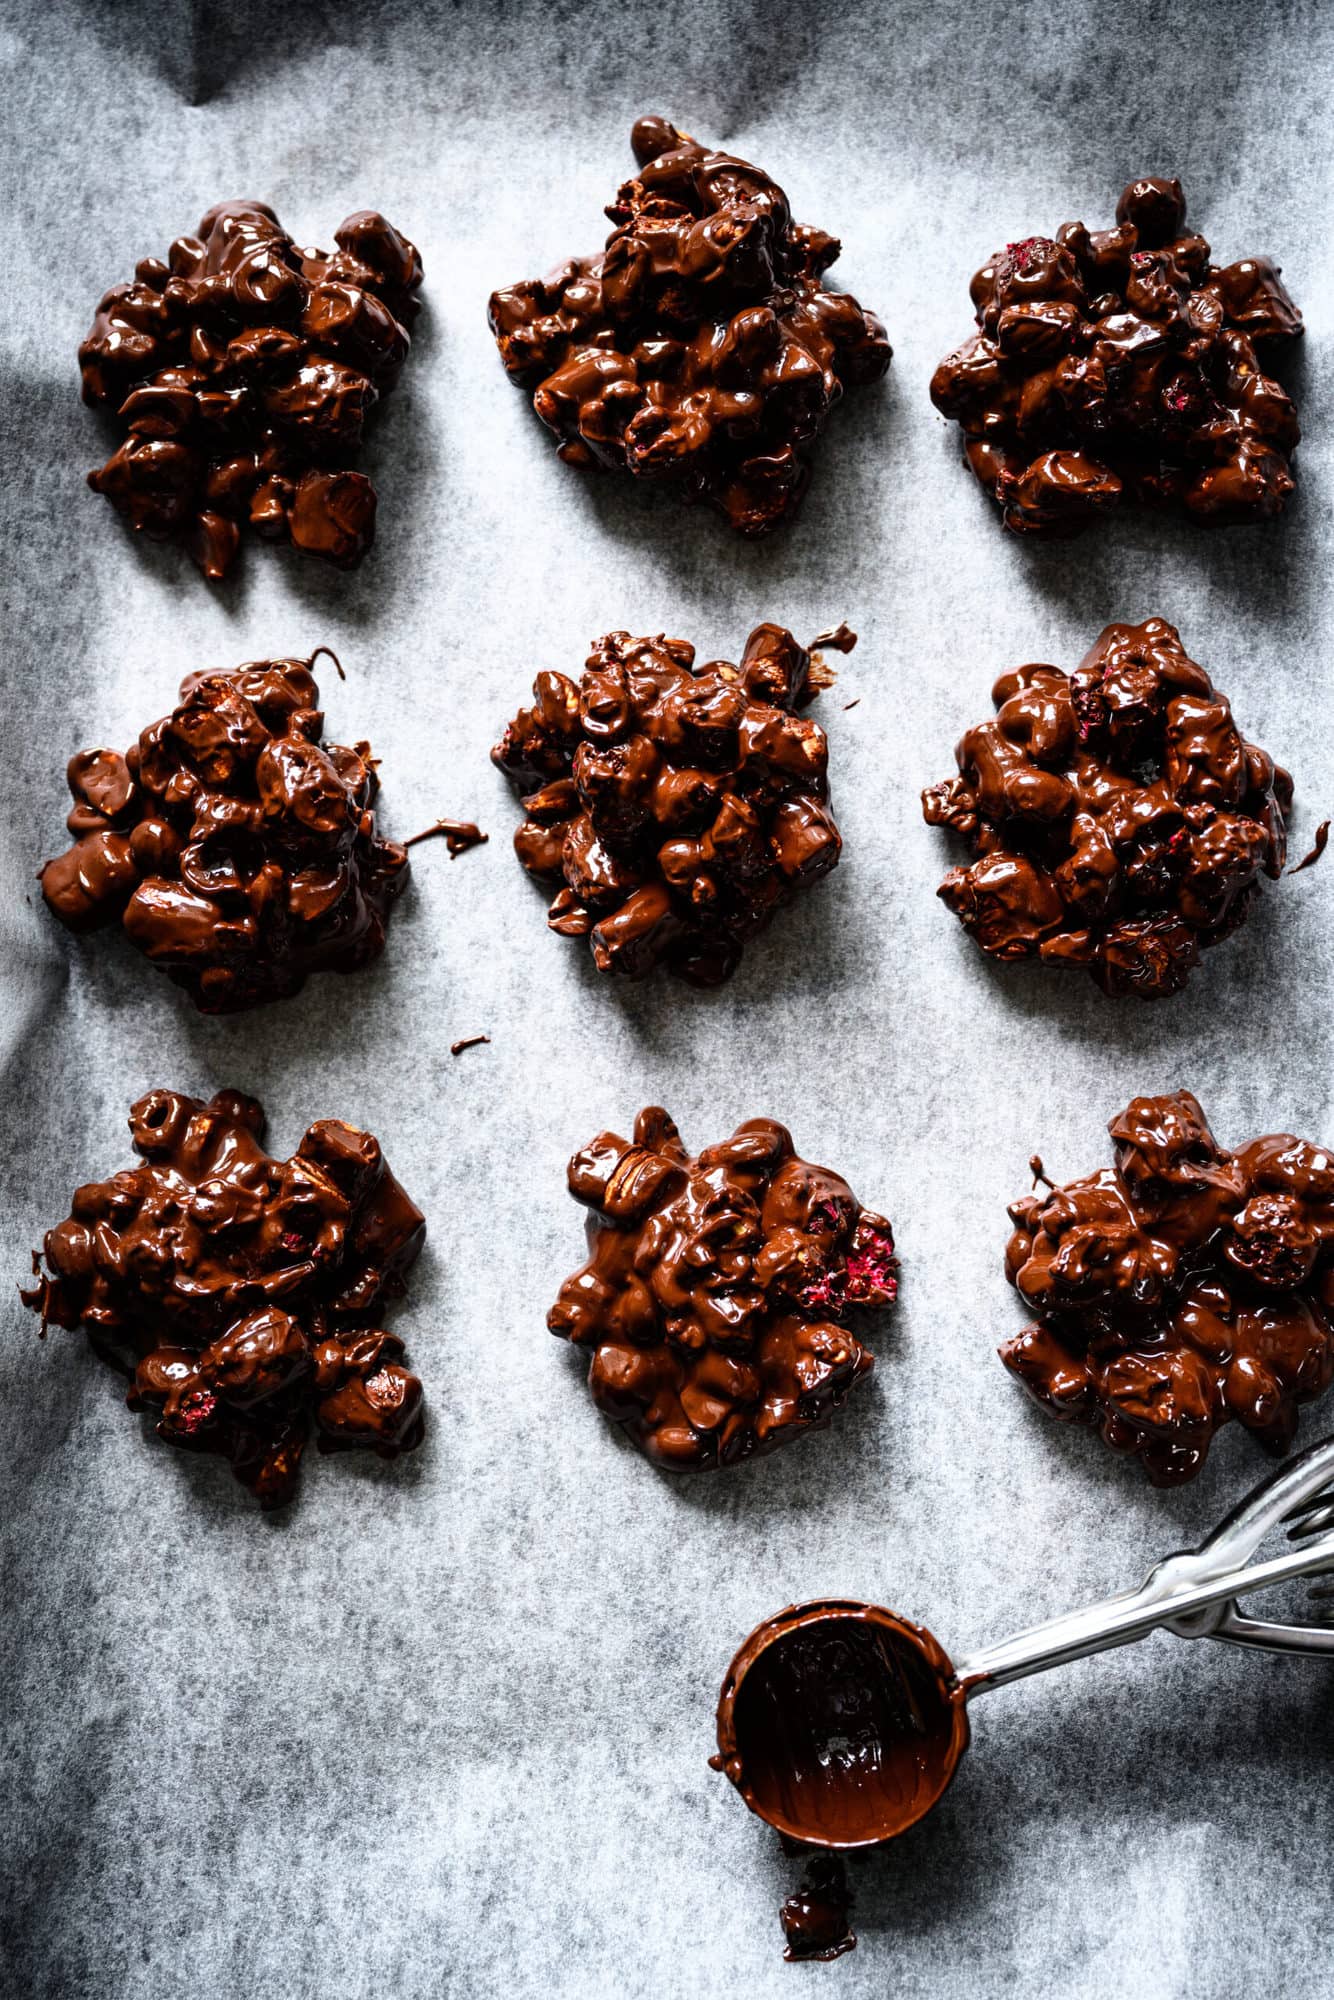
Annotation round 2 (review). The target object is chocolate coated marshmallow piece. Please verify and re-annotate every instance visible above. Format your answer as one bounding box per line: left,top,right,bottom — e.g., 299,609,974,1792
21,1089,427,1509
489,117,890,535
931,176,1302,534
80,201,423,577
39,655,409,1013
1003,1091,1334,1484
548,1108,896,1470
922,619,1291,999
494,622,849,985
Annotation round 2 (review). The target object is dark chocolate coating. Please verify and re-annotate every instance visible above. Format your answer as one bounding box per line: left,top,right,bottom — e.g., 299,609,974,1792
21,1088,426,1509
39,656,409,1012
713,1602,968,1849
930,176,1302,534
922,619,1291,999
1003,1092,1334,1484
493,623,847,984
80,200,423,577
779,1855,856,1962
488,117,890,535
548,1108,896,1470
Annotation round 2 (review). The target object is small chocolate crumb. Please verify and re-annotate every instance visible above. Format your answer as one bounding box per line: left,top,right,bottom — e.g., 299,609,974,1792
305,644,345,682
843,698,860,711
809,623,859,654
450,1034,491,1057
1289,819,1330,874
780,1854,856,1963
403,817,489,857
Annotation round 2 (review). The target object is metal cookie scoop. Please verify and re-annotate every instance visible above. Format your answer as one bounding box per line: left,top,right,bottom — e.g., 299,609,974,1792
713,1435,1334,1850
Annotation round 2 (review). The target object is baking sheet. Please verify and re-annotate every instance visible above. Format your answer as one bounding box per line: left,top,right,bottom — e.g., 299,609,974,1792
2,1,1333,1994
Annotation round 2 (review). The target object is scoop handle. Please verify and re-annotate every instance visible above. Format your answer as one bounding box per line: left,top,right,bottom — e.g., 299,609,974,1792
955,1435,1334,1698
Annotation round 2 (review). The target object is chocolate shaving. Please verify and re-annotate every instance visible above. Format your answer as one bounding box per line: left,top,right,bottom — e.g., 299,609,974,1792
809,622,859,654
450,1034,490,1056
403,817,489,857
1289,819,1330,874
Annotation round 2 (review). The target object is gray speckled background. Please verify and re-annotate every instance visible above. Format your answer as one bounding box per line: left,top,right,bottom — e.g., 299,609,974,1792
2,1,1333,1994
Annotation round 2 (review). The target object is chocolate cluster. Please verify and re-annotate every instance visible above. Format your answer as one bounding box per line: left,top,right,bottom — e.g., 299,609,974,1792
40,654,410,1013
780,1858,856,1963
548,1108,897,1470
80,200,423,577
921,619,1290,999
488,116,890,535
930,176,1302,534
493,622,848,984
1003,1093,1334,1485
22,1089,426,1509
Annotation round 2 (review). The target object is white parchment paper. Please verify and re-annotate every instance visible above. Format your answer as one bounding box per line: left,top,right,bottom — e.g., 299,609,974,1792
2,2,1332,1994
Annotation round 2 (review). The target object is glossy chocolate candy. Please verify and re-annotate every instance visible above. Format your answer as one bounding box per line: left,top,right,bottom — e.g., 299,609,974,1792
922,619,1291,999
494,621,851,984
22,1088,427,1508
39,654,410,1012
489,117,890,534
931,176,1302,535
1004,1092,1334,1483
80,201,422,576
548,1107,896,1469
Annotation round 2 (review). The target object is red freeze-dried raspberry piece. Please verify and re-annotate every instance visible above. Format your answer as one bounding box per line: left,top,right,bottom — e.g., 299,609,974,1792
1006,238,1046,272
843,1234,899,1304
177,1390,218,1434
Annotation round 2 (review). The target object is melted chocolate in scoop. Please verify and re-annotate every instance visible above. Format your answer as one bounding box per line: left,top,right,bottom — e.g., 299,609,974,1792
713,1601,968,1849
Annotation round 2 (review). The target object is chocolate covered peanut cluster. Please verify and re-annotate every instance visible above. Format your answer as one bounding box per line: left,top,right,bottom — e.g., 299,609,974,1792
40,654,410,1013
493,622,849,984
80,200,423,577
1003,1093,1334,1484
922,619,1290,999
22,1089,426,1508
489,117,890,534
930,176,1302,534
549,1108,897,1470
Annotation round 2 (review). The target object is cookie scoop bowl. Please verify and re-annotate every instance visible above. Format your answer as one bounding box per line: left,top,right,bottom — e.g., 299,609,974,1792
714,1435,1334,1852
712,1601,969,1850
